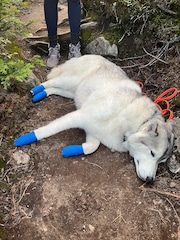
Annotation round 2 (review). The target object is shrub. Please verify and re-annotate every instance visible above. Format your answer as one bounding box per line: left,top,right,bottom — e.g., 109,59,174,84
0,0,44,89
81,0,180,43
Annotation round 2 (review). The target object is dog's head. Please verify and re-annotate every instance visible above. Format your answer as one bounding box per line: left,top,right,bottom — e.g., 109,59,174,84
123,118,174,182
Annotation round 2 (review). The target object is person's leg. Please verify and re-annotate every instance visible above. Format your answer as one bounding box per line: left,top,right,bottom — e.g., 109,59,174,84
44,0,60,67
68,0,81,45
68,0,82,58
44,0,58,47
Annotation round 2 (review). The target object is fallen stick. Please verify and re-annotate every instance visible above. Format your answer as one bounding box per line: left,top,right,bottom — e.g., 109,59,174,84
139,185,180,199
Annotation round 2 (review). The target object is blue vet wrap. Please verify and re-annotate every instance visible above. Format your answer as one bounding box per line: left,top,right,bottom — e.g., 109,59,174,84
15,131,37,147
62,145,84,157
31,85,45,95
32,91,47,103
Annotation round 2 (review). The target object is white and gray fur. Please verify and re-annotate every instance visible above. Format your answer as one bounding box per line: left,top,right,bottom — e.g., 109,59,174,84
28,55,175,181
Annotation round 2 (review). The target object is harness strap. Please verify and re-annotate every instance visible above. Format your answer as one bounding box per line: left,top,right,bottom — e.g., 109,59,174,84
136,82,179,121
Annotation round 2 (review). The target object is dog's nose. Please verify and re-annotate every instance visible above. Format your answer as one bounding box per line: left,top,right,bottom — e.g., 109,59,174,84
146,176,154,184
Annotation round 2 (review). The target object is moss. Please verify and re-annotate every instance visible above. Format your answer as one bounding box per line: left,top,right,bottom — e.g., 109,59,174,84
171,1,180,17
0,158,6,170
103,25,123,45
0,227,7,240
19,0,33,7
5,40,25,60
151,13,180,36
174,96,180,108
0,181,11,192
81,28,94,45
82,0,180,50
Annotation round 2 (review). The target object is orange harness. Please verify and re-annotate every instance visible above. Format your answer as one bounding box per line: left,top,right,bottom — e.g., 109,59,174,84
136,82,179,121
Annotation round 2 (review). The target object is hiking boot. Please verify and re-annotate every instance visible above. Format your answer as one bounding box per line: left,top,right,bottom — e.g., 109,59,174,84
47,44,60,68
68,42,82,59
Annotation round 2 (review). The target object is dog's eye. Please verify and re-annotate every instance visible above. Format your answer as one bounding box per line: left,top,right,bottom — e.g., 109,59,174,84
150,150,155,157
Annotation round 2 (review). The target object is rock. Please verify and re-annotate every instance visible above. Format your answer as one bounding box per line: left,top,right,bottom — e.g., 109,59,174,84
169,181,176,188
88,224,95,233
167,117,180,173
85,36,118,57
173,118,180,155
59,0,67,5
168,155,180,173
13,150,30,164
81,21,98,30
24,72,41,87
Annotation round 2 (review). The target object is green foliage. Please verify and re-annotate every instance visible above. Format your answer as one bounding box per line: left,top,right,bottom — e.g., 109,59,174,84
0,55,44,89
0,226,7,240
82,0,180,44
0,0,43,89
0,0,32,38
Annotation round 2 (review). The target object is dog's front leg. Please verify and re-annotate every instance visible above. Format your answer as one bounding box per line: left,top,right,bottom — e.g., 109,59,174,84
14,110,82,147
62,135,100,157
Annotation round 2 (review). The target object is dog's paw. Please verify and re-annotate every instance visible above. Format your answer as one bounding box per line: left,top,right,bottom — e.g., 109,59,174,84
15,132,37,147
31,85,45,95
62,145,84,157
32,91,47,103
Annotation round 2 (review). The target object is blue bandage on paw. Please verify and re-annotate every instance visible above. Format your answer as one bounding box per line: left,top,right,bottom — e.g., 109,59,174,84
14,131,37,147
31,85,45,95
62,145,84,157
32,91,47,103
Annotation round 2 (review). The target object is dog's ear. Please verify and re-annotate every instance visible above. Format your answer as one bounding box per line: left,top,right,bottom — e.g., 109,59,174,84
145,122,158,136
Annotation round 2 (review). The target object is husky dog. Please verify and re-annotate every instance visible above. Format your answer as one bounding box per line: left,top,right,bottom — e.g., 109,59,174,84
15,55,174,182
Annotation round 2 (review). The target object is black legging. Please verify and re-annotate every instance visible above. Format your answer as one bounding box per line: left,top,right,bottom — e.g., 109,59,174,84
44,0,81,47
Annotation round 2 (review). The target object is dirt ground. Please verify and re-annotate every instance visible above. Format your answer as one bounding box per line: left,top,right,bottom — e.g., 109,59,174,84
0,1,180,240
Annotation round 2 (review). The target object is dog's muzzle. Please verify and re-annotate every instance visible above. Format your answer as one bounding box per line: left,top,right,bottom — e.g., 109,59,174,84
145,176,154,184
134,157,157,183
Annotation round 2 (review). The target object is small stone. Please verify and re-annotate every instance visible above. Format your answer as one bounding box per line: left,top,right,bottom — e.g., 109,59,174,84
169,181,176,188
88,224,95,233
168,155,180,173
24,72,41,87
85,36,118,57
13,150,30,164
81,21,98,30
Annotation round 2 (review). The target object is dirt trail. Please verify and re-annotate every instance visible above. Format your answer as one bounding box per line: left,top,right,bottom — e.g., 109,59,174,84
20,1,69,35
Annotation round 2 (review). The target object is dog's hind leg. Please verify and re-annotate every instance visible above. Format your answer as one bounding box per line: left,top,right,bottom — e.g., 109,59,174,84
31,75,80,102
62,134,100,157
32,87,74,102
15,110,82,147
